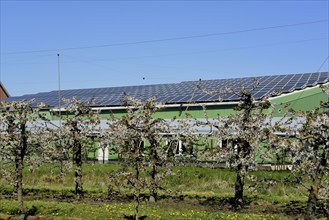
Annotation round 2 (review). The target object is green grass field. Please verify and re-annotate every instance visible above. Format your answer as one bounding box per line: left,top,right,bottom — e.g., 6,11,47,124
0,163,325,219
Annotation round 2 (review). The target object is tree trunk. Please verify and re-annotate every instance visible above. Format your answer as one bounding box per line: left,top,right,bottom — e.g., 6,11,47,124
305,144,327,220
305,184,318,220
74,141,83,199
234,165,244,208
103,148,105,164
149,140,158,203
59,158,66,198
18,122,27,220
232,92,252,209
134,198,140,220
150,164,158,203
134,159,140,220
233,139,250,209
15,156,25,220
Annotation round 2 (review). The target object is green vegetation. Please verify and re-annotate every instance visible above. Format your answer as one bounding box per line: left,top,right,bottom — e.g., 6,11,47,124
0,199,296,220
0,164,307,201
0,163,323,219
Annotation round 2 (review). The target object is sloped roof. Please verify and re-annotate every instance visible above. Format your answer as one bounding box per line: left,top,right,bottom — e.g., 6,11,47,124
0,82,10,99
4,72,329,107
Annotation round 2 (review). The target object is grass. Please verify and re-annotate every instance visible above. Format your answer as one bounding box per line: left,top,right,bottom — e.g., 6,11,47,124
0,163,322,219
0,163,309,201
1,164,306,202
0,199,295,220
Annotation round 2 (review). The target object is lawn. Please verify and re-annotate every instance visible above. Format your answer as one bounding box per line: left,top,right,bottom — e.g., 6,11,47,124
0,199,294,220
0,163,325,219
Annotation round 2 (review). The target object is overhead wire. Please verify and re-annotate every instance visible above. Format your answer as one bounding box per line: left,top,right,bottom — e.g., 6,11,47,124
1,19,328,55
1,37,327,65
289,55,329,109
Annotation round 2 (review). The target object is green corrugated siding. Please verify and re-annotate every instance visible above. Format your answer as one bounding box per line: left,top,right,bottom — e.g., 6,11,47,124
271,86,328,116
153,105,236,119
96,105,237,120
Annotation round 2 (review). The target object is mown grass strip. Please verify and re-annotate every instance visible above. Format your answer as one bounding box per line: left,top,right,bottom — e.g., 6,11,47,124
0,199,294,220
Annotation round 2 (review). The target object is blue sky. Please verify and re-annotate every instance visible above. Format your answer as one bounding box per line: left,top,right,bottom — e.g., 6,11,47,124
1,1,328,96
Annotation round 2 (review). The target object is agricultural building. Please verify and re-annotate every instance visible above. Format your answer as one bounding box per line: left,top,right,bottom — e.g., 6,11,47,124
3,72,329,162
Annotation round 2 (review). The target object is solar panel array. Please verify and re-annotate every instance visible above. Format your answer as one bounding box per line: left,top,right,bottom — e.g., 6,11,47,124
4,72,329,107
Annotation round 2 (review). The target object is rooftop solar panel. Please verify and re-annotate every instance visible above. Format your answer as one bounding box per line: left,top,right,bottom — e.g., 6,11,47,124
4,72,328,107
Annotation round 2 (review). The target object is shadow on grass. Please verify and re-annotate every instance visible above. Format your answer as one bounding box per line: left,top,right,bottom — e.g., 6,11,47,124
123,215,147,220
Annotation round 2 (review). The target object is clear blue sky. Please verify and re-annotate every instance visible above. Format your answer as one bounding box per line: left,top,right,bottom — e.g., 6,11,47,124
1,1,328,96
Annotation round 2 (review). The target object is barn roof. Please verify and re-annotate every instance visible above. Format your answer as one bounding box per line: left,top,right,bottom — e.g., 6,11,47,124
0,82,10,99
4,72,329,107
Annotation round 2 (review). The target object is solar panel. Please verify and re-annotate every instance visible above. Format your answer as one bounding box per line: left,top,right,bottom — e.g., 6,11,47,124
253,91,268,99
4,72,328,107
191,94,210,102
319,75,329,83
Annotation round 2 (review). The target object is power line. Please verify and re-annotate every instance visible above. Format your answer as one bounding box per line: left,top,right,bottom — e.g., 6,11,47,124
68,37,329,63
1,19,328,55
316,56,329,73
289,55,329,109
1,37,327,65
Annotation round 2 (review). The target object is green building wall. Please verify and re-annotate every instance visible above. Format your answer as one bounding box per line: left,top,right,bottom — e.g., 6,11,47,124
271,85,328,115
41,85,328,120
